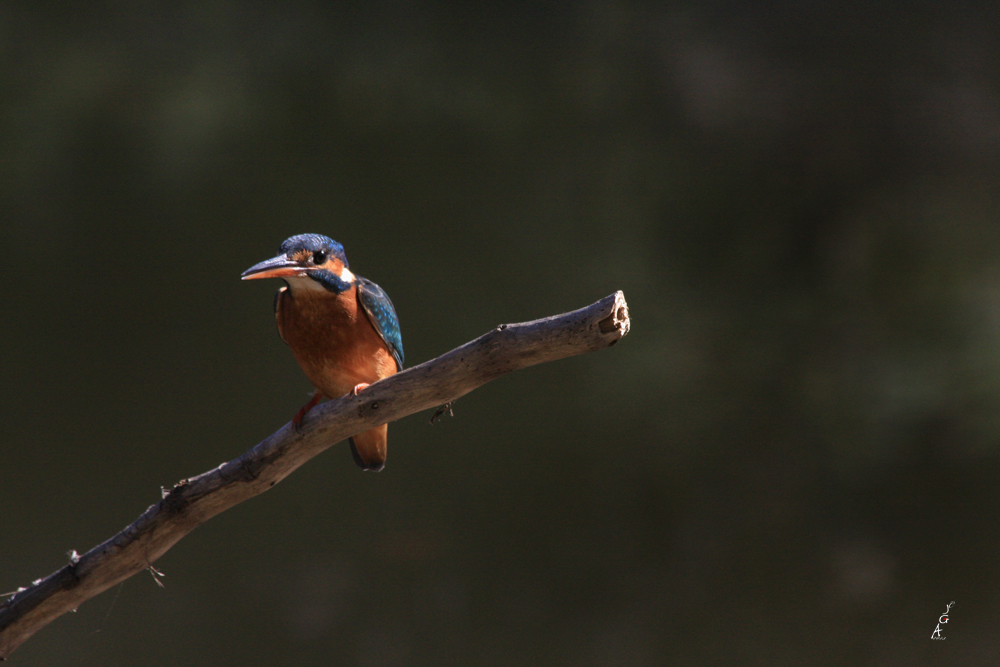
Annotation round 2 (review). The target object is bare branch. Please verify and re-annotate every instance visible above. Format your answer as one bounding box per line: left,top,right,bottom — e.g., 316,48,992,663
0,291,630,659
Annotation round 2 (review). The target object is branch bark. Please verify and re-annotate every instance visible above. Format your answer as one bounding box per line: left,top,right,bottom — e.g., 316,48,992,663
0,291,630,659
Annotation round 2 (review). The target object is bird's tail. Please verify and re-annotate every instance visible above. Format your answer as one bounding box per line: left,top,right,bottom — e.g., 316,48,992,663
349,424,387,471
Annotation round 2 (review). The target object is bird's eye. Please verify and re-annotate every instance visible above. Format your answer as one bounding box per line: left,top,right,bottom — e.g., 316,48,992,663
312,251,326,264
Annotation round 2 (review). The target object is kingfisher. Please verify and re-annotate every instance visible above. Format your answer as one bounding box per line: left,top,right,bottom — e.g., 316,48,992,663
242,234,403,471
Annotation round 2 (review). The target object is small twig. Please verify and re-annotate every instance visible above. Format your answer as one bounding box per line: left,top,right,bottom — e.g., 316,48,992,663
429,402,454,424
0,291,630,659
147,567,166,589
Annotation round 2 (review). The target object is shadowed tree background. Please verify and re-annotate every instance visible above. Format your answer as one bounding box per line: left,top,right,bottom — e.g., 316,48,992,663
2,1,999,665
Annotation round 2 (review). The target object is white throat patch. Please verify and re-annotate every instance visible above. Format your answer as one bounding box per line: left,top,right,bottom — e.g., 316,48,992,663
286,274,327,293
286,265,356,295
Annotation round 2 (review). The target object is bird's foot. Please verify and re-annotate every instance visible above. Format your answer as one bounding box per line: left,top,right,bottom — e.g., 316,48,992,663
352,383,370,395
293,391,323,431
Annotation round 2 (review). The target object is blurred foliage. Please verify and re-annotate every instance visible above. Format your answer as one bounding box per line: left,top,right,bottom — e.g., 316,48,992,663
2,1,999,665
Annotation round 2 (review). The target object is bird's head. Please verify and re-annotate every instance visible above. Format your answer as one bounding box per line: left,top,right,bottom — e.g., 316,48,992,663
242,234,355,293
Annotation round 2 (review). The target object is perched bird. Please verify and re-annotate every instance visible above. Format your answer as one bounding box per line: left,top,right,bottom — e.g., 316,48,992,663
242,234,403,471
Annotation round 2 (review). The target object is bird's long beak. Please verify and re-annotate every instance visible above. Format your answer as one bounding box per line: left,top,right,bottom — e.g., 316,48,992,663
241,255,308,280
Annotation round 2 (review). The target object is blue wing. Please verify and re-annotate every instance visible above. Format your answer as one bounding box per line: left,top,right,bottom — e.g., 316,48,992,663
357,277,404,371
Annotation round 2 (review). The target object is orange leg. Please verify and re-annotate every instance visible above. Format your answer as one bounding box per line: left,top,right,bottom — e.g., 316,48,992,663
293,390,323,431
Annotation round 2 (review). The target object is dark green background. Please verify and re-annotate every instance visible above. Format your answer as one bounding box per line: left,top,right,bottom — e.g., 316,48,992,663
2,2,998,665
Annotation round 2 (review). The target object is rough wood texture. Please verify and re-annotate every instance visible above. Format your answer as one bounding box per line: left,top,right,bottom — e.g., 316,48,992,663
0,291,630,659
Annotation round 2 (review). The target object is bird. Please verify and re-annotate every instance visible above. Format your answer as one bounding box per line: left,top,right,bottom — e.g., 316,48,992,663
242,233,403,471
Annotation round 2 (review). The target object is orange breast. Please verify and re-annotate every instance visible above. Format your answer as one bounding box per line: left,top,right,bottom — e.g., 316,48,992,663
277,285,398,398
